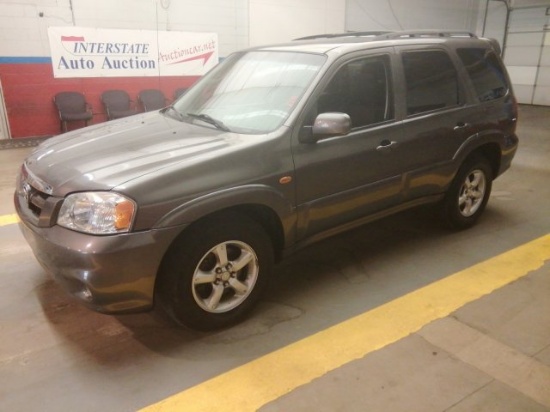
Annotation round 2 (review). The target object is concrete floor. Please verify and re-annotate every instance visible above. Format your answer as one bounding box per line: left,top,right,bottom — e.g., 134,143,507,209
0,105,549,411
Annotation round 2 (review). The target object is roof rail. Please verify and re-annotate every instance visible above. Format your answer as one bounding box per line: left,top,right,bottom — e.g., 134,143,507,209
294,31,389,41
294,30,478,42
377,31,477,39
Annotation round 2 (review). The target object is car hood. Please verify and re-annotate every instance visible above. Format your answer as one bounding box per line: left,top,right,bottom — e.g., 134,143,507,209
24,111,246,196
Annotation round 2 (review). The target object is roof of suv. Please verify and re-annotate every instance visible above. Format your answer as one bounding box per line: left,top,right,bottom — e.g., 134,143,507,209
255,30,501,56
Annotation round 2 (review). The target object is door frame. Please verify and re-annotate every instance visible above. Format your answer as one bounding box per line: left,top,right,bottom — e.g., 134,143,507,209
0,77,11,139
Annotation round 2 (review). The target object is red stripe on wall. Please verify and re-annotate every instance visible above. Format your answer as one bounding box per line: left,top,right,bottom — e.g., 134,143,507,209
0,62,199,138
61,36,86,42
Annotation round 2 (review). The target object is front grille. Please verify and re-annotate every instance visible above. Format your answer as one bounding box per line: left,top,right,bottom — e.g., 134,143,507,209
16,164,62,227
26,185,49,217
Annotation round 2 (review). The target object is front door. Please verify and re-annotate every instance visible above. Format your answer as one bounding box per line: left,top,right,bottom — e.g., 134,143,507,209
292,51,403,240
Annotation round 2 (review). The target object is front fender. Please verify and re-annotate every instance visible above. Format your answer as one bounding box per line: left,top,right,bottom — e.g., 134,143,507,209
154,184,296,237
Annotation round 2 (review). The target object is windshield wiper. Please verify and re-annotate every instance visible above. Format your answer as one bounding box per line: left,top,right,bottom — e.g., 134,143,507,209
163,105,185,121
187,113,231,132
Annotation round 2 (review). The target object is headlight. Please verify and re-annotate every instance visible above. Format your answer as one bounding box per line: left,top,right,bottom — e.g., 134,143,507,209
57,192,136,235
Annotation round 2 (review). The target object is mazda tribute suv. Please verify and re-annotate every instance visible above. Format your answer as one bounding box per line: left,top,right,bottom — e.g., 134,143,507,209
15,31,518,330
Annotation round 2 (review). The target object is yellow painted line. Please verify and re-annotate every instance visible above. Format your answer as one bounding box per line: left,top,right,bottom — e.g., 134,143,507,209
141,234,550,412
0,213,19,227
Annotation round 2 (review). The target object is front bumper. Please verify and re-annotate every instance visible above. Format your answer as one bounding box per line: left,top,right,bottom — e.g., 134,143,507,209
16,192,183,314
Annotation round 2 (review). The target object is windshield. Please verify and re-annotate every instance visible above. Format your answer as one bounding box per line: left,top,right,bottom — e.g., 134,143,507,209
171,50,326,134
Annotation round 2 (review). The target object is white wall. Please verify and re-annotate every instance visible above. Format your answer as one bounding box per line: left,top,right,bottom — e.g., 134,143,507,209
0,0,69,57
72,0,250,56
0,0,250,58
249,0,346,45
0,0,345,58
482,0,508,48
345,0,482,32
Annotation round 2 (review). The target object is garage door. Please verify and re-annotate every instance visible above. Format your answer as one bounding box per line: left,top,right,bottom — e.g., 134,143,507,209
504,7,550,105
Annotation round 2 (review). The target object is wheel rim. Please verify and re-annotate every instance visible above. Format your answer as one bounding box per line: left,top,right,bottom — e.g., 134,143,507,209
191,240,259,313
458,169,486,217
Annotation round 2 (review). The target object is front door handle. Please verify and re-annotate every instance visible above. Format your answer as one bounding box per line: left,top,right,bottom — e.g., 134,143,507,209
376,139,398,152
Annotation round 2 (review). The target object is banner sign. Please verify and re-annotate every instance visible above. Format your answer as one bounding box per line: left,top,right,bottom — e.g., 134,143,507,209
47,27,218,78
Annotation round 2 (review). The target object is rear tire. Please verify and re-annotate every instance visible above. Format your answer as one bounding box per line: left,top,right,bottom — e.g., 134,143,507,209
442,155,493,230
156,212,273,331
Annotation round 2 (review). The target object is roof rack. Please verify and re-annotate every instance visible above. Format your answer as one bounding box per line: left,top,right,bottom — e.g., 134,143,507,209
294,30,478,42
376,30,477,39
294,31,389,41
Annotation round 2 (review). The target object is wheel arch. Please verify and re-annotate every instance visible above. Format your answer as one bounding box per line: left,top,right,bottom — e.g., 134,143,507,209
155,185,294,263
191,204,287,263
454,131,503,181
467,142,501,180
232,204,286,262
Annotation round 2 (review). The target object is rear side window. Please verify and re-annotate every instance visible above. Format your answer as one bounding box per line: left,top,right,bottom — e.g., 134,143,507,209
457,48,509,102
402,50,460,116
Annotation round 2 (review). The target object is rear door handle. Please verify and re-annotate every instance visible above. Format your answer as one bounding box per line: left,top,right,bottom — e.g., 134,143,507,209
453,122,470,131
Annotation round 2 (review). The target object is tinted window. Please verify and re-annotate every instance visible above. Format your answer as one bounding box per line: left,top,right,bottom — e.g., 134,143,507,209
402,51,460,115
457,48,509,101
316,55,393,128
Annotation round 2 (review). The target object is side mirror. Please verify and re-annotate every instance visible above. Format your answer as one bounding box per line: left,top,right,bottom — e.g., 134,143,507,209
300,112,352,143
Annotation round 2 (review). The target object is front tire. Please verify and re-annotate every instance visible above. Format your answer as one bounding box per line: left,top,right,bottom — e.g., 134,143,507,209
156,212,273,331
442,155,493,230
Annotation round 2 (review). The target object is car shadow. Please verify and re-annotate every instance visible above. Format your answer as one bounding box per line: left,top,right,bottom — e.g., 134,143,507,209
34,203,511,364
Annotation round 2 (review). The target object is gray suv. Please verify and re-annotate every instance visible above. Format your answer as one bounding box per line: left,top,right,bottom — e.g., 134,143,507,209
15,31,518,330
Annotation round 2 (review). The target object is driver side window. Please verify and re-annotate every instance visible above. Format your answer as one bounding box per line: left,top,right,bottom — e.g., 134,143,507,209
314,55,394,129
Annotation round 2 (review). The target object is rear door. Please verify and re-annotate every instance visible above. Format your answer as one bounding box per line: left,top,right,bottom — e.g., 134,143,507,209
393,45,478,199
